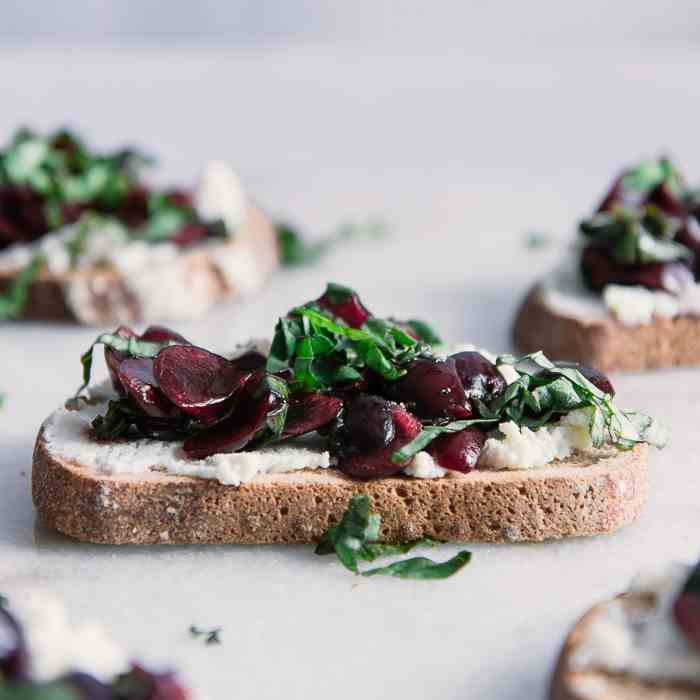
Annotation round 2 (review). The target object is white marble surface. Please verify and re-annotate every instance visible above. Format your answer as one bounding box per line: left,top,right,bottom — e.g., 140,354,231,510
1,42,700,699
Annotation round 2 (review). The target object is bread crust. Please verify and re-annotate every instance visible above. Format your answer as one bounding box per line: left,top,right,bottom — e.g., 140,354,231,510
550,594,700,700
513,285,700,372
31,428,649,545
0,204,278,324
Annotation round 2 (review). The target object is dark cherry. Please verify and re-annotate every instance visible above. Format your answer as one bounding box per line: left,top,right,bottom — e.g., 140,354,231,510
282,393,343,439
318,289,370,328
132,416,187,441
154,346,250,423
114,664,189,700
552,361,615,397
581,244,693,293
140,326,190,345
170,223,208,248
116,185,150,229
673,562,700,653
383,357,471,420
450,351,506,402
427,427,485,473
105,325,137,395
0,184,50,247
335,394,396,455
60,672,114,700
117,358,173,418
0,606,28,681
183,375,281,459
333,396,422,479
647,182,685,217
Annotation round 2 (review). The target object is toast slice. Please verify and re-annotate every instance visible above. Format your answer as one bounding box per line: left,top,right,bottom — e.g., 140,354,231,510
32,423,648,545
0,204,278,324
514,285,700,372
550,594,700,700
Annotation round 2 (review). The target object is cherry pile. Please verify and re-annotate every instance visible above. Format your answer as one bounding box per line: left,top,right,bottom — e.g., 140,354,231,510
94,285,616,478
580,166,700,291
0,605,188,699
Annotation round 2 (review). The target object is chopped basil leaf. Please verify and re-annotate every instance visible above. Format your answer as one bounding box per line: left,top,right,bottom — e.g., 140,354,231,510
361,550,472,579
91,400,134,439
189,625,222,645
76,333,172,397
0,593,7,608
315,495,472,580
0,255,44,320
579,206,693,265
405,319,442,345
621,157,682,195
524,230,550,249
275,218,389,267
0,683,81,700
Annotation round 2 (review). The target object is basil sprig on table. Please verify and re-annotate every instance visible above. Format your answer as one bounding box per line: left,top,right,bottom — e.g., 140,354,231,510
315,496,471,579
579,206,694,266
392,351,668,463
267,304,430,393
275,218,388,267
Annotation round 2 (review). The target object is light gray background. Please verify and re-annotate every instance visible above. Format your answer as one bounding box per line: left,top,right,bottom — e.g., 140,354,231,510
2,4,700,700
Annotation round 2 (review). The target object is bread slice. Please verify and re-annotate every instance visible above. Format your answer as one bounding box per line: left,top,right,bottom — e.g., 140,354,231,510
514,285,700,372
0,204,278,324
550,594,700,700
31,421,649,545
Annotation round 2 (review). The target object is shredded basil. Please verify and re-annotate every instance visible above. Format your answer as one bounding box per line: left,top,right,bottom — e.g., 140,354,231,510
392,351,668,463
0,683,80,700
404,319,443,346
621,157,682,195
315,496,471,580
0,255,44,320
189,625,222,645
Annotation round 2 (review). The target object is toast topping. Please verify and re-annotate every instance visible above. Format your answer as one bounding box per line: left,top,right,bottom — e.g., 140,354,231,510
569,561,700,685
62,284,666,484
0,589,190,698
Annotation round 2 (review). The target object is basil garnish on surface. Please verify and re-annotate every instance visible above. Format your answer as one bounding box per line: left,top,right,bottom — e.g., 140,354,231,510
189,625,222,645
315,496,472,580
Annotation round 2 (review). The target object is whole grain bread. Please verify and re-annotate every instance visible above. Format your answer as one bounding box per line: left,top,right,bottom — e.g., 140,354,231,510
550,593,700,700
513,285,700,372
0,204,278,325
31,426,649,545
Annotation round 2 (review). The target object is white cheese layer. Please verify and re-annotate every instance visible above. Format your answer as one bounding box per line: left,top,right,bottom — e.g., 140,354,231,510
5,589,129,682
539,260,700,326
569,563,700,685
45,386,331,487
479,408,594,471
0,161,267,323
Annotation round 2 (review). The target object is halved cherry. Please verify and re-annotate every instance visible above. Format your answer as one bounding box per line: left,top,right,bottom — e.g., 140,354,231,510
105,325,137,395
117,358,173,418
318,286,370,328
383,357,471,420
59,672,114,700
333,396,422,478
140,326,190,345
183,375,282,458
230,350,267,373
282,393,343,439
451,351,506,402
673,562,700,653
154,345,250,423
170,222,208,248
0,606,28,681
427,427,485,473
114,665,189,700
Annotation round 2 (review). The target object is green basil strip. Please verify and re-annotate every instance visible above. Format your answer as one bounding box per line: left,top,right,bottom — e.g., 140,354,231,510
405,319,442,345
76,334,168,397
0,255,45,320
315,496,471,580
361,550,472,580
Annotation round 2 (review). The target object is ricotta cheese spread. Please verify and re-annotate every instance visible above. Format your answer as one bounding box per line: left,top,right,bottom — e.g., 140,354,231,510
479,408,594,471
0,161,267,323
569,563,700,686
4,588,129,682
539,260,700,326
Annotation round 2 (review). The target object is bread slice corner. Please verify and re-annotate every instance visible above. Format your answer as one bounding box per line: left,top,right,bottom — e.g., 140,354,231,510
550,594,700,700
513,285,700,372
